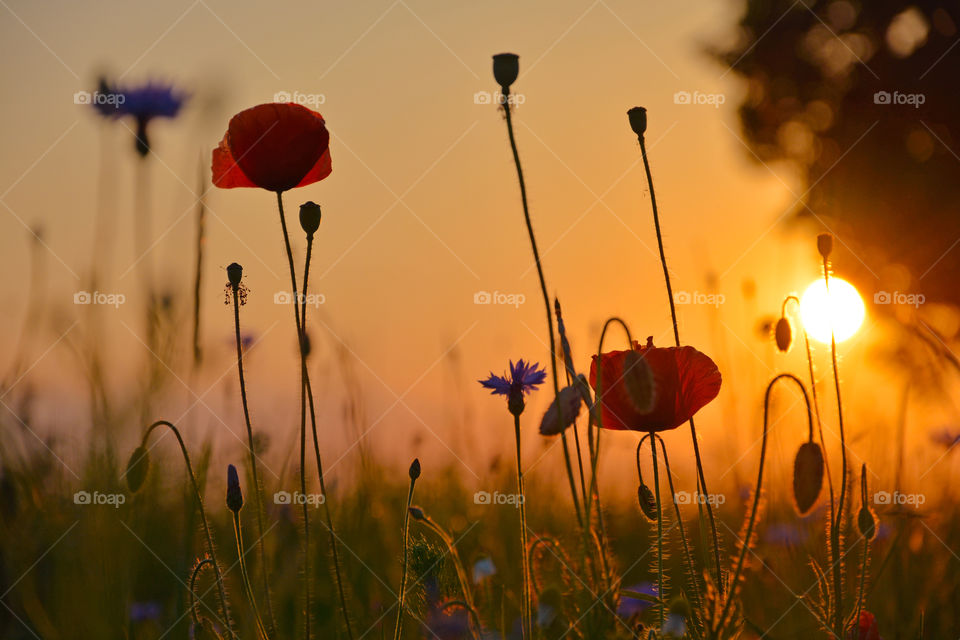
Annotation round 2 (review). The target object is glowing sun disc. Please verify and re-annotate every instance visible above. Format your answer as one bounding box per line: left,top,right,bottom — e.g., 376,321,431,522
799,278,865,343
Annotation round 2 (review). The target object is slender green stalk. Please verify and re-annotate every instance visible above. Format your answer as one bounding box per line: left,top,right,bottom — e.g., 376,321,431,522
636,133,723,594
142,420,233,638
650,435,664,629
514,413,531,640
274,192,312,640
300,224,354,640
822,255,848,634
501,91,583,527
231,283,277,634
232,511,269,640
393,470,418,640
718,374,813,626
192,160,206,367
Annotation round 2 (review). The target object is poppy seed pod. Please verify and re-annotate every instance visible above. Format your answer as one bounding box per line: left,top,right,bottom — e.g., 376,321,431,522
792,441,824,516
299,201,322,235
226,262,243,288
226,464,243,513
409,458,421,481
627,107,648,137
817,233,833,259
637,483,658,522
775,316,793,352
492,53,520,91
126,446,150,493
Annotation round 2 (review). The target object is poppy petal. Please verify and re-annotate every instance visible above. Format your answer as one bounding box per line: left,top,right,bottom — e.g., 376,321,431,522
211,133,257,188
294,148,332,188
673,346,722,425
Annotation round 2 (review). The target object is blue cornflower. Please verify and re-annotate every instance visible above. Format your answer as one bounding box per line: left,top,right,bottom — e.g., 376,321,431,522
479,359,546,416
93,79,186,155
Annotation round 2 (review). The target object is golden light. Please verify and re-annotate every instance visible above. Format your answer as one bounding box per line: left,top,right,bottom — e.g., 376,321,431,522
799,277,865,343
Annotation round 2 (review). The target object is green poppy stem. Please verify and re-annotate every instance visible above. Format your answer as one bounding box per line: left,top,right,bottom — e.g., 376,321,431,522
232,511,270,640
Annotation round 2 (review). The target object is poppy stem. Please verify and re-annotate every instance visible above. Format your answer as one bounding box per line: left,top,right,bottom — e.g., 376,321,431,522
232,511,270,640
189,557,214,627
413,512,479,639
822,255,848,634
192,158,207,367
301,230,354,640
142,420,234,638
501,92,583,528
392,470,417,640
513,412,532,640
718,374,813,626
649,435,664,630
231,283,278,636
274,192,312,640
637,133,724,595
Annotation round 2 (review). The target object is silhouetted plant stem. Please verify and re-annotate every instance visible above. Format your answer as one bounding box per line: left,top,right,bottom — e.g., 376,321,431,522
501,92,583,528
142,420,233,638
822,255,848,634
650,434,664,629
231,282,277,635
232,511,269,640
719,374,813,626
192,160,207,367
393,468,418,640
636,133,723,594
275,192,312,640
189,557,214,626
513,413,532,640
300,226,354,640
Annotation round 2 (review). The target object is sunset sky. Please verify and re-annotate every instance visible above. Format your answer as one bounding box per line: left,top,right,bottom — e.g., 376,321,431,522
0,0,908,490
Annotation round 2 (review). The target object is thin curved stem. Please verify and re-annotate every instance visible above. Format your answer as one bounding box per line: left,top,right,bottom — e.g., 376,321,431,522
650,435,664,629
393,473,417,640
415,513,478,640
275,192,311,640
637,133,723,594
232,512,269,640
189,557,214,626
231,285,277,635
300,228,354,640
718,374,813,625
142,420,233,638
501,93,582,527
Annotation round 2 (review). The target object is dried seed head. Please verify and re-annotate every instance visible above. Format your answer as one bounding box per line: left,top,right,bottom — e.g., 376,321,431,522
627,106,648,137
299,201,322,236
817,233,833,259
126,446,150,493
775,316,793,352
792,441,824,516
409,458,421,481
492,53,520,91
226,262,243,288
623,350,656,413
637,483,658,522
226,464,243,513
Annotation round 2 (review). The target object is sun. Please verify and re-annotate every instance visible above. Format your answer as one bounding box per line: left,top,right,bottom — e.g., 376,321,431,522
799,277,865,343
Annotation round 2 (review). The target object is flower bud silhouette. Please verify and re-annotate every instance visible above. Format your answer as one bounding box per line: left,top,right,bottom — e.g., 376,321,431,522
775,316,793,352
792,441,824,516
299,201,322,236
226,464,243,513
637,483,658,522
627,106,648,137
817,233,833,259
492,53,519,91
226,262,243,288
409,458,421,480
126,446,150,493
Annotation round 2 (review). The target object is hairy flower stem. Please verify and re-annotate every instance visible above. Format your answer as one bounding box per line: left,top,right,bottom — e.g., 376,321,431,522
393,472,417,640
189,557,214,626
142,420,233,638
231,284,277,635
514,413,532,640
232,512,270,640
415,512,479,639
822,256,848,634
501,93,583,528
650,436,664,629
719,374,813,625
637,135,723,594
300,227,354,640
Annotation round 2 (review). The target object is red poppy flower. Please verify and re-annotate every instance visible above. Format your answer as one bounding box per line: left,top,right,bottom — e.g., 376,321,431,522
589,337,721,432
847,611,880,640
212,103,331,192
